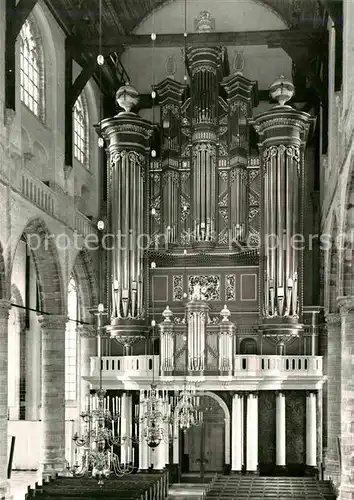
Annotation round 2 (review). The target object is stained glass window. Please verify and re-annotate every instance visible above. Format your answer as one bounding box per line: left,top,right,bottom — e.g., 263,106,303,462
73,94,89,167
20,19,43,117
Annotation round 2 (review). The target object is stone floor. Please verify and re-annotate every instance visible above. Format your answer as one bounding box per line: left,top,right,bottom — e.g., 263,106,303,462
9,471,40,500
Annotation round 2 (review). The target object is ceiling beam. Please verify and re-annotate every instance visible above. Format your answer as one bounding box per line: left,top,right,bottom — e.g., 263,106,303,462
82,28,327,53
6,0,38,40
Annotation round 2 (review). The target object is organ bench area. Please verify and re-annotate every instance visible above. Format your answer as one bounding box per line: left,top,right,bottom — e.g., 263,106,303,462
87,28,325,480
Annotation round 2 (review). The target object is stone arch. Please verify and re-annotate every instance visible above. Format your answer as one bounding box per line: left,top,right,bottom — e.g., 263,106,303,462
71,249,98,322
342,165,354,296
11,218,65,315
327,213,339,312
175,389,231,465
9,284,26,420
0,241,6,300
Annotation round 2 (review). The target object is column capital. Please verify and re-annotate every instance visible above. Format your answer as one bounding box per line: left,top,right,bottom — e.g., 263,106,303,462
324,312,341,326
275,390,286,397
232,392,244,399
306,389,318,397
245,391,258,399
38,314,68,330
0,299,11,318
77,324,98,338
338,296,354,316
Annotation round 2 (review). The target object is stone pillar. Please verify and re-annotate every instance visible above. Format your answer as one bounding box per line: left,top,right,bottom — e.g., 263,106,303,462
324,312,341,482
121,393,132,464
0,300,12,500
138,391,149,471
173,420,179,465
251,77,312,343
246,392,258,473
338,297,354,500
78,326,96,419
306,391,317,473
153,439,166,471
231,393,243,472
38,315,67,479
275,391,286,471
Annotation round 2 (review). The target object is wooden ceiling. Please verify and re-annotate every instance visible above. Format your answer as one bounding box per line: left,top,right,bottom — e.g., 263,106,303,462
45,0,325,43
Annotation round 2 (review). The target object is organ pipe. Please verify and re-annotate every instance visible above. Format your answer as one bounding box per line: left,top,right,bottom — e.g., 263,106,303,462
251,79,312,338
99,90,152,341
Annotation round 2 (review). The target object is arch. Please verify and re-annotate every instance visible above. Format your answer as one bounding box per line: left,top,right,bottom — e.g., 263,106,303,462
133,0,289,35
326,213,339,312
342,164,354,296
71,249,98,321
0,241,6,300
174,389,231,465
10,284,26,420
11,218,65,315
240,337,257,354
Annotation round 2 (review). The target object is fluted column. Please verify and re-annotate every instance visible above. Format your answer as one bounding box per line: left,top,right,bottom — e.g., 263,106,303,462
324,312,341,481
159,306,174,373
306,391,317,471
246,392,258,473
231,393,243,472
338,297,354,500
38,315,67,479
276,391,286,470
251,80,312,341
186,296,209,372
0,300,12,500
100,98,152,342
218,305,235,372
138,391,149,471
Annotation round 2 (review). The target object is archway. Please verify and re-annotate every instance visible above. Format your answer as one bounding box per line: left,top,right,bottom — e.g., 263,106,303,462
8,285,26,420
11,218,65,315
179,391,230,476
341,167,354,296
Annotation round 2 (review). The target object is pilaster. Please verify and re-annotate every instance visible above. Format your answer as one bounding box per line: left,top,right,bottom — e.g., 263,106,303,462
275,391,286,472
246,392,258,474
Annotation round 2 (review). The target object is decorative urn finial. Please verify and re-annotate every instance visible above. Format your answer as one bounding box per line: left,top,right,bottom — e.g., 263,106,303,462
220,304,231,322
162,305,173,322
115,82,139,113
269,75,294,106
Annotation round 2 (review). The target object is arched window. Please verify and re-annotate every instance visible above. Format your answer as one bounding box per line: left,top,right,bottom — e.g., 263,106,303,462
65,276,79,401
73,93,89,167
20,18,44,118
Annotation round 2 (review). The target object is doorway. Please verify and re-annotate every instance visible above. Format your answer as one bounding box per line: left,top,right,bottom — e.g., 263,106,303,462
183,394,225,478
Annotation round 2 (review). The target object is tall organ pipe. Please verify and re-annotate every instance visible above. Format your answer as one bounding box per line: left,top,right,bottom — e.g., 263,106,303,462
251,93,312,339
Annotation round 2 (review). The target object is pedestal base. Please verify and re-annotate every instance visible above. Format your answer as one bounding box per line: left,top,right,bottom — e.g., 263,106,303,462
304,465,318,477
275,465,288,476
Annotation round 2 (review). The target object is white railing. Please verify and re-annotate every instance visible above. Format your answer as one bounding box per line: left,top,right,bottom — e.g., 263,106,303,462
21,170,55,215
234,355,323,377
90,355,160,377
